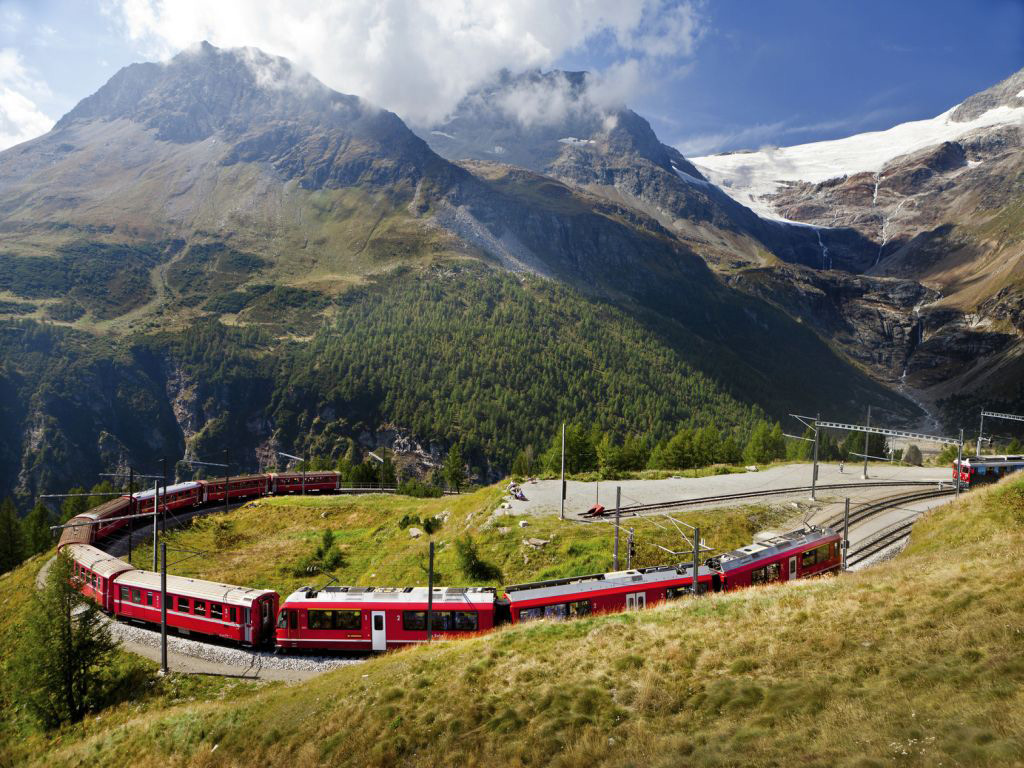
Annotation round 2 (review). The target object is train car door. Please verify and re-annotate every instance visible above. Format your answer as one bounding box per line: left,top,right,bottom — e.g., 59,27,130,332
371,611,386,651
626,593,646,611
788,556,797,580
243,607,252,644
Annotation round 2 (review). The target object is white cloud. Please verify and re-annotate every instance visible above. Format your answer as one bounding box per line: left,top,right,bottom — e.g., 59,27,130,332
0,49,54,150
103,0,704,126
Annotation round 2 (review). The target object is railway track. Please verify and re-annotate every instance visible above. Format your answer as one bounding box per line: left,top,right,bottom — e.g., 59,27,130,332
822,487,955,530
591,479,949,518
846,516,922,568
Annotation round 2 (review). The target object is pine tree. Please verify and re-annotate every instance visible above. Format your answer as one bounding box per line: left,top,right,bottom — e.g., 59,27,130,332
10,553,118,727
443,444,466,492
744,421,774,464
0,497,24,573
22,503,54,556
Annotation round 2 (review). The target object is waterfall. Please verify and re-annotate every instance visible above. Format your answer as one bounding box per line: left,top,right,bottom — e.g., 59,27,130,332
815,228,832,270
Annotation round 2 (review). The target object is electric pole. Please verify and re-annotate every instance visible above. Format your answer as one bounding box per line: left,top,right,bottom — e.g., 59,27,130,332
613,486,621,569
559,423,566,520
810,414,820,501
427,541,434,642
127,466,134,564
692,526,701,597
627,527,634,570
160,542,168,674
956,429,963,499
862,405,871,479
977,408,985,455
151,480,159,571
842,497,850,571
224,448,230,513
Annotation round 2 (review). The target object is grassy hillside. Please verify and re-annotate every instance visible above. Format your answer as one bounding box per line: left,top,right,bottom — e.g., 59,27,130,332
125,485,793,596
4,477,1023,767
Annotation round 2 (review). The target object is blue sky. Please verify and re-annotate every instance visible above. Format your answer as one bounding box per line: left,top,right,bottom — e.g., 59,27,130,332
0,0,1021,154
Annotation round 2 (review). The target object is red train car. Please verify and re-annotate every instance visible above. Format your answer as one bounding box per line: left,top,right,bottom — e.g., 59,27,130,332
955,455,1024,488
503,563,718,624
132,481,203,515
710,526,841,590
201,474,269,504
65,543,135,612
76,495,133,540
113,570,279,646
276,585,497,652
269,471,340,495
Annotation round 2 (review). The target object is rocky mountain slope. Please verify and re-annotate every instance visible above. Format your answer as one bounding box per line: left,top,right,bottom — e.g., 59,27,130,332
0,43,912,503
692,68,1024,420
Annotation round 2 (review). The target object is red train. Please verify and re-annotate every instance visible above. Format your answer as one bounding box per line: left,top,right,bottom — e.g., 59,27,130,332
57,467,842,652
954,455,1024,488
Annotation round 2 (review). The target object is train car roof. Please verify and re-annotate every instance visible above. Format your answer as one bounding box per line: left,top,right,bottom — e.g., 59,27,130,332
270,471,340,477
200,474,269,484
80,495,131,519
283,585,496,608
714,527,838,572
504,564,713,604
961,455,1024,465
132,481,202,501
64,544,134,579
116,569,277,605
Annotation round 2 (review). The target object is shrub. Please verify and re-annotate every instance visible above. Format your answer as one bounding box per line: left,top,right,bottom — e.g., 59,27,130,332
455,536,502,582
398,479,443,498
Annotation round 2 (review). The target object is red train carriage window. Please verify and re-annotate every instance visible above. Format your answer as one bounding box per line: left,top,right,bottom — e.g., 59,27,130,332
211,604,223,620
519,607,545,622
373,614,384,631
131,589,141,603
289,610,297,630
277,610,288,629
801,544,833,569
146,592,153,606
751,563,781,584
402,611,480,631
230,607,238,623
120,586,129,601
308,610,361,630
194,599,206,617
179,597,190,613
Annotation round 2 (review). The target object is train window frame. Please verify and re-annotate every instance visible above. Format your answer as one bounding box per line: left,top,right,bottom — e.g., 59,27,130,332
518,607,545,622
453,611,479,631
289,610,297,630
179,597,190,613
230,607,238,623
402,611,427,631
308,609,362,631
146,592,153,606
194,599,206,617
211,604,223,621
277,610,288,630
131,589,141,603
120,586,129,601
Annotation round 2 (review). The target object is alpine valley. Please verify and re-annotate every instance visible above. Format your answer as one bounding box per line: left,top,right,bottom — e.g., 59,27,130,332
1,42,1021,501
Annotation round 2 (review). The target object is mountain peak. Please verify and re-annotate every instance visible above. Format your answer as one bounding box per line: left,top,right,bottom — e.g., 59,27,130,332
951,65,1024,122
55,41,341,143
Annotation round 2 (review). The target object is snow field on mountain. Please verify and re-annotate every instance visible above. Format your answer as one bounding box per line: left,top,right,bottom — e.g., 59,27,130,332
692,104,1024,219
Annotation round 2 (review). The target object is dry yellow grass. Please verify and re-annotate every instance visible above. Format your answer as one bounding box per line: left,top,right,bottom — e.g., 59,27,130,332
5,477,1024,767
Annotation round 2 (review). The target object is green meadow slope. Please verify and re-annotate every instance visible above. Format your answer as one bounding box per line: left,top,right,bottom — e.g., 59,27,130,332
2,477,1023,767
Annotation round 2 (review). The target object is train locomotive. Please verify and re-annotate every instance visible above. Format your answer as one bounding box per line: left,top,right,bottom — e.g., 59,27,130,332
56,471,842,652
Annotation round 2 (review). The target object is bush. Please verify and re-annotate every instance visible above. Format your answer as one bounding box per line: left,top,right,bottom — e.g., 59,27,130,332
455,536,502,582
293,529,345,576
398,479,443,498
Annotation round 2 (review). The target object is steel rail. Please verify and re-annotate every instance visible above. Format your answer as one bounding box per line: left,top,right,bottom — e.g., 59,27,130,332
593,480,948,518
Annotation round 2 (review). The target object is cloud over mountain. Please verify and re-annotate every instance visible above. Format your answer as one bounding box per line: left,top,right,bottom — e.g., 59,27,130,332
106,0,704,126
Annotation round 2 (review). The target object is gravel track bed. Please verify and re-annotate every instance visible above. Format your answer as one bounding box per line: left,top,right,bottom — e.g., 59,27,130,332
107,615,366,673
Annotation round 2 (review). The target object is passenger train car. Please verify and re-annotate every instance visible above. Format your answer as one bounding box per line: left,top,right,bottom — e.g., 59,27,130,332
954,455,1024,488
276,586,497,652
